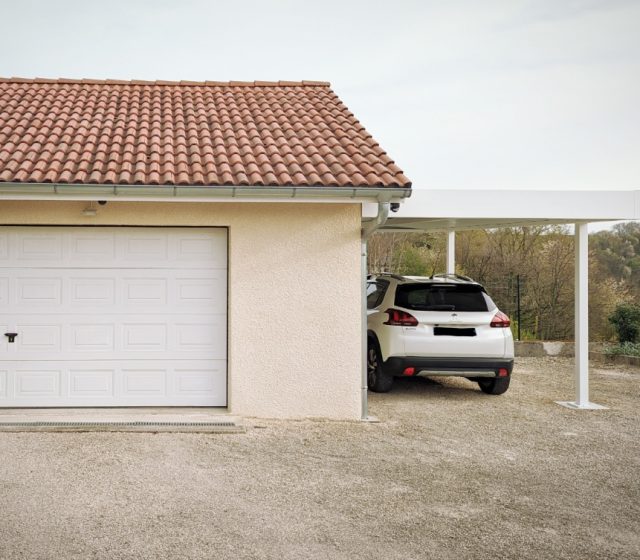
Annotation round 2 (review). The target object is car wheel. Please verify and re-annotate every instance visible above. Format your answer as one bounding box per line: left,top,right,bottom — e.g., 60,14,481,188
367,341,393,393
477,376,510,395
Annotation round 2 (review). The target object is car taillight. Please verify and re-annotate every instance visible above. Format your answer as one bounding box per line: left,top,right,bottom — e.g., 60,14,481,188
384,308,419,327
490,311,511,328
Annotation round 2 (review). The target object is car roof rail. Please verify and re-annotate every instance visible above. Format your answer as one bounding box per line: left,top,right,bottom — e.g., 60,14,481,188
377,272,407,281
430,273,475,283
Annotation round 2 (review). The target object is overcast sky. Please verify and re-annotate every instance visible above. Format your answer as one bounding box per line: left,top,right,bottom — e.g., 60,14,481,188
0,0,638,194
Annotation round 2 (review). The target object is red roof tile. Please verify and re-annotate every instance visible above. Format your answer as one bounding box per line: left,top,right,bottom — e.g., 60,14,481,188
0,78,411,188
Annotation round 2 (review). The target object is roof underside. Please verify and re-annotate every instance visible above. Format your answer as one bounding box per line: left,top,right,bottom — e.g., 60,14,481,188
0,78,411,189
364,189,639,231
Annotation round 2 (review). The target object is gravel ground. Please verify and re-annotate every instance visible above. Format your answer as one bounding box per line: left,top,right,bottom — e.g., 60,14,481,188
0,357,638,560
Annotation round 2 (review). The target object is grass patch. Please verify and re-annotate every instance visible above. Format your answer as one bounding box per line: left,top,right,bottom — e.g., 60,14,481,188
605,342,640,357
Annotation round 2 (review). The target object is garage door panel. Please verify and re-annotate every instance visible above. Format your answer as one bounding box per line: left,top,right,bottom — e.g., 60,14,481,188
0,233,8,259
0,226,227,407
70,324,116,351
175,275,227,310
14,232,63,262
3,270,226,315
15,370,62,397
70,233,117,262
18,324,62,351
2,228,227,269
0,276,8,304
120,234,169,263
176,369,218,393
123,278,168,304
7,315,226,360
0,324,7,353
123,369,166,395
0,370,7,397
69,369,115,396
175,321,227,356
69,277,116,305
123,323,168,351
175,234,228,267
0,361,226,406
16,277,62,306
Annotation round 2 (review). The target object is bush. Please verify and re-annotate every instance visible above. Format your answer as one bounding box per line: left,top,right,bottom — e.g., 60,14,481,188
510,320,537,341
608,303,640,343
605,342,640,357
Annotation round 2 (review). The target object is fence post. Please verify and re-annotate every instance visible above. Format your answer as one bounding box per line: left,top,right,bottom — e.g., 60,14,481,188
516,274,521,341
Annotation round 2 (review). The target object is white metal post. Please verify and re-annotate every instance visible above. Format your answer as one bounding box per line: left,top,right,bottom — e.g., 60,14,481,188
575,221,589,406
557,222,606,410
446,230,455,274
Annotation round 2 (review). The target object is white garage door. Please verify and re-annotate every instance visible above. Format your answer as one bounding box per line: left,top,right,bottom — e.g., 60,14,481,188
0,226,227,407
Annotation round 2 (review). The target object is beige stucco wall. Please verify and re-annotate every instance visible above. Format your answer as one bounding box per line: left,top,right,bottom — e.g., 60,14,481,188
0,200,363,419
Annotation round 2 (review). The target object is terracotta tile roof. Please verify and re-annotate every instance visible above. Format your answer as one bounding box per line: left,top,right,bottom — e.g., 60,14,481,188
0,78,411,188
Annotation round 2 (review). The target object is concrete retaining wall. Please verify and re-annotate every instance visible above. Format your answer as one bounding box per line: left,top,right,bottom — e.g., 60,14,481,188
515,341,595,358
515,341,640,368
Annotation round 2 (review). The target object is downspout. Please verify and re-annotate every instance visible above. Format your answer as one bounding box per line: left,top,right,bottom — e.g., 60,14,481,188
361,202,390,420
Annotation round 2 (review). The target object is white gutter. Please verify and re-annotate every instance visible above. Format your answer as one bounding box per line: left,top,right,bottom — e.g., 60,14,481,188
0,182,411,203
360,202,391,420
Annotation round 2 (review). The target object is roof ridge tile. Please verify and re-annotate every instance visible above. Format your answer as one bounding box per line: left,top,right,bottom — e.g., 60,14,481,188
0,77,332,88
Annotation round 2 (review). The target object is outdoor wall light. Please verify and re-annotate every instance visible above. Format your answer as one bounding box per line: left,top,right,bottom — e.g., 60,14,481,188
82,201,98,217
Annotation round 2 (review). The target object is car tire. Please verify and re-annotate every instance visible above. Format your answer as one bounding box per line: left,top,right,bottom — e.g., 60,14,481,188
367,340,393,393
477,376,510,395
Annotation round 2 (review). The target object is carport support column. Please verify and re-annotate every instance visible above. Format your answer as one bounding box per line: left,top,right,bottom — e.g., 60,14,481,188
446,230,455,274
557,222,606,410
575,222,589,406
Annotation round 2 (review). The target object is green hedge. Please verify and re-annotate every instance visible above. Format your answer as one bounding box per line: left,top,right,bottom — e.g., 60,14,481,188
608,304,640,344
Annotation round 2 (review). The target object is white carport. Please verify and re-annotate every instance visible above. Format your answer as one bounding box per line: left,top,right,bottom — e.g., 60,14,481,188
363,188,640,417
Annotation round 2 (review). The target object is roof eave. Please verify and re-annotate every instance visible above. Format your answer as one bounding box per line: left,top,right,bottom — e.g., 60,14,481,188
0,183,412,203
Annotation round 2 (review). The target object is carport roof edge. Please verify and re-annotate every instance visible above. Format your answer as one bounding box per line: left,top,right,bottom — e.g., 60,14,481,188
366,188,640,231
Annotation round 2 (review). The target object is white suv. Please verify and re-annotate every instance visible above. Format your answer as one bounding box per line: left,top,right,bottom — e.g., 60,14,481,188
367,274,514,395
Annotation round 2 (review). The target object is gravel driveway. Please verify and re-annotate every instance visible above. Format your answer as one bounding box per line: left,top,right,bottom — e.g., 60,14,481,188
0,357,638,560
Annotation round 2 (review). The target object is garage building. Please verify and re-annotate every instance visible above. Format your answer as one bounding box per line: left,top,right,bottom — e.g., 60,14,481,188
0,78,411,419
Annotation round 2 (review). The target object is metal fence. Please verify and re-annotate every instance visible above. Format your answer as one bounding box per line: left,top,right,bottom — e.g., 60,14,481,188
480,275,572,341
480,275,528,340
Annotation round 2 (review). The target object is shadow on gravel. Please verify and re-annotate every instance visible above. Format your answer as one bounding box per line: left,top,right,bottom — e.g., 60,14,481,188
376,376,489,402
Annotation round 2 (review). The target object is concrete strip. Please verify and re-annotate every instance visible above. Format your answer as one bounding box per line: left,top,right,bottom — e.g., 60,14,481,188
0,408,245,433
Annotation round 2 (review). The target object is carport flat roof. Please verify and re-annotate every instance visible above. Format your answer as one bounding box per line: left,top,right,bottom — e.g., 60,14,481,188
364,188,640,231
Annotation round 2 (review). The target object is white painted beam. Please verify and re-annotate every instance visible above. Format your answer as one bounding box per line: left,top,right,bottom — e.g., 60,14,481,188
377,189,639,225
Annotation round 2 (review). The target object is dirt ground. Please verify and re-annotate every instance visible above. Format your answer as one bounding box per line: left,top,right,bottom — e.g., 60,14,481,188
0,357,638,560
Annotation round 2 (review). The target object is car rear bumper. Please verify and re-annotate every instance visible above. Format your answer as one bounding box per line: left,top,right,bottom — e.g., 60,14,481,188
383,356,514,378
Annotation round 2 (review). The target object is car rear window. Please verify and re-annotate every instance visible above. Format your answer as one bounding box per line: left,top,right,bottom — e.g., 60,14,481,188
394,283,496,312
366,279,390,309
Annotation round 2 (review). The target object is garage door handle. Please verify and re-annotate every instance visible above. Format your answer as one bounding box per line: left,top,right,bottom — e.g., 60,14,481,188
4,333,17,343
